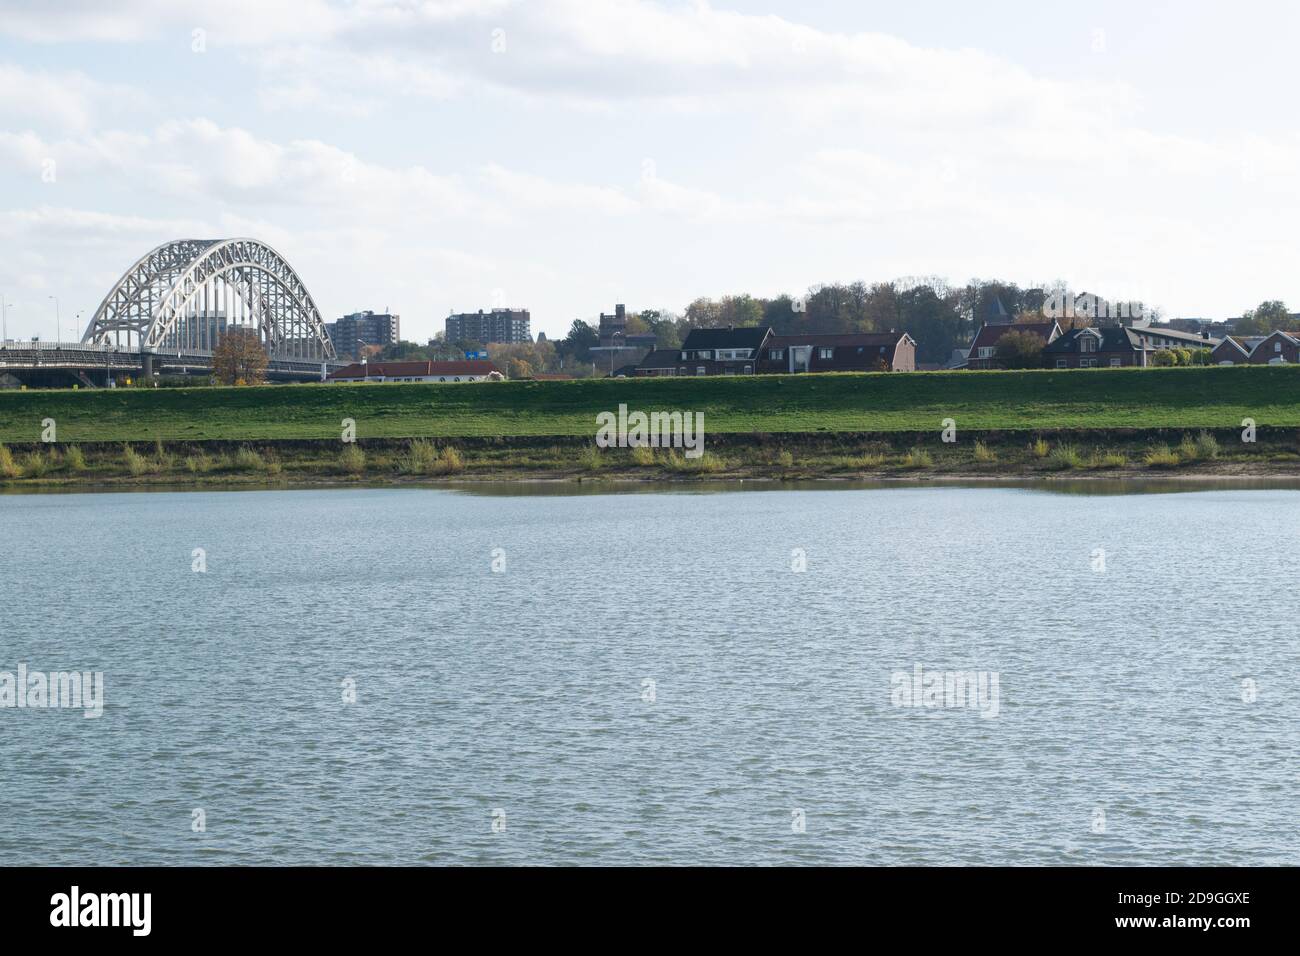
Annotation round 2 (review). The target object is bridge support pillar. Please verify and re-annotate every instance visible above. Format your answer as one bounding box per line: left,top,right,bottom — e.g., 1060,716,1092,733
141,352,154,379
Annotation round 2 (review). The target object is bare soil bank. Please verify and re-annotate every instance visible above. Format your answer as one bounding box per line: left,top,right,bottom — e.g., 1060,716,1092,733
3,427,1300,488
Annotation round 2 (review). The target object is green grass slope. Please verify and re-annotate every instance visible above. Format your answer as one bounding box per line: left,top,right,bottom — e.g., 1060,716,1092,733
1,365,1298,443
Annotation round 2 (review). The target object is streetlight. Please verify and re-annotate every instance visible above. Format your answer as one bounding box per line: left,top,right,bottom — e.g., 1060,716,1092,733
48,295,59,345
1,293,8,343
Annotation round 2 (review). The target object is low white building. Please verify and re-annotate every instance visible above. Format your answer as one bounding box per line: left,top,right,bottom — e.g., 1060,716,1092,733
327,359,503,383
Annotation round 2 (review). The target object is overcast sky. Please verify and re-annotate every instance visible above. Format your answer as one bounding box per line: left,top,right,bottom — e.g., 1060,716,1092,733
2,0,1298,342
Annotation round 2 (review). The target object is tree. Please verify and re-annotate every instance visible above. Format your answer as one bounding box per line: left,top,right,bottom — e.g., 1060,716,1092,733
212,328,268,385
993,330,1045,369
1237,300,1290,336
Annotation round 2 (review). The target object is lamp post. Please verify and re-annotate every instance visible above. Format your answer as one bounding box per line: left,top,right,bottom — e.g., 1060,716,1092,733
48,295,60,345
1,293,7,343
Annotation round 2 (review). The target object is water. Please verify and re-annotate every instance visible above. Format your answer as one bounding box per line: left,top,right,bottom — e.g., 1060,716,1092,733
1,483,1295,865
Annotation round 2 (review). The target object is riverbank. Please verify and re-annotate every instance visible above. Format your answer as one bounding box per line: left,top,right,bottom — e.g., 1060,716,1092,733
3,365,1300,442
3,428,1299,488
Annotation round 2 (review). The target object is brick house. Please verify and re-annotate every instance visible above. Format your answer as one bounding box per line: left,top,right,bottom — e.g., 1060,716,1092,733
670,326,774,375
965,321,1061,369
756,332,917,373
1043,325,1220,368
1246,330,1300,364
1211,336,1256,365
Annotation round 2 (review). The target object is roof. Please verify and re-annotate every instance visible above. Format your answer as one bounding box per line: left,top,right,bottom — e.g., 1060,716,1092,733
1214,336,1253,355
767,332,913,348
1043,327,1141,353
329,360,500,379
638,348,683,369
528,372,574,380
970,321,1058,351
1133,325,1222,346
680,325,771,350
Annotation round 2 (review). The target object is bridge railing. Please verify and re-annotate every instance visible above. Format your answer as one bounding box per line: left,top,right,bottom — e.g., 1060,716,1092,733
0,340,120,351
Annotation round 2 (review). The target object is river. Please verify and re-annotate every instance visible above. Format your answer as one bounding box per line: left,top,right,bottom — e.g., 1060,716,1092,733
0,483,1294,865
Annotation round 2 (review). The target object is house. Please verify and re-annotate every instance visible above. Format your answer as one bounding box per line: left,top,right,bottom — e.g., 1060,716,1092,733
632,348,685,377
672,326,773,375
1042,325,1220,368
1246,330,1300,364
1211,336,1260,365
1043,327,1146,368
756,332,917,373
327,360,502,383
965,321,1060,369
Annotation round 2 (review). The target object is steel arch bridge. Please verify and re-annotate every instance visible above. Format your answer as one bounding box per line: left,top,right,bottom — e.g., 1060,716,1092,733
82,238,337,362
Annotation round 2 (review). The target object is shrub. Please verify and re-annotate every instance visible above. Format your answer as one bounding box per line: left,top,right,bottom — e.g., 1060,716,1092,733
1144,444,1181,468
826,452,885,470
973,440,997,463
631,445,656,467
578,446,604,471
1194,431,1220,459
65,445,86,471
185,452,212,474
900,448,933,469
403,439,439,475
1031,438,1050,458
123,444,149,476
1045,444,1083,470
776,450,794,469
338,444,365,475
431,446,464,475
1090,451,1127,469
22,451,48,478
235,446,266,471
0,443,21,478
666,450,727,473
1178,436,1199,460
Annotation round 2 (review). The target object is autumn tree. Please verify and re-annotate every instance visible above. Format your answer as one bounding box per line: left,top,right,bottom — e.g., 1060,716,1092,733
212,328,268,385
993,330,1046,369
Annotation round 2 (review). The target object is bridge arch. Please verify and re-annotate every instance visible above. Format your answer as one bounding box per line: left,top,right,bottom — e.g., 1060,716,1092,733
82,238,336,361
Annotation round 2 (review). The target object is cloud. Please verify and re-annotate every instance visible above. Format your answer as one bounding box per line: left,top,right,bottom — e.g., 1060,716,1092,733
0,63,151,132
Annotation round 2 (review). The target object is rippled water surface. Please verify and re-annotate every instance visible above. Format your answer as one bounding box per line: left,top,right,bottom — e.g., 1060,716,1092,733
1,484,1295,865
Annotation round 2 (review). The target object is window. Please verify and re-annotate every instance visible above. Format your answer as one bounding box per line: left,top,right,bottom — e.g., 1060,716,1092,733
1110,357,1121,367
1056,359,1068,368
977,347,994,358
1276,342,1283,353
1080,336,1098,353
818,347,834,359
743,364,753,374
769,349,783,360
680,351,687,360
696,366,706,376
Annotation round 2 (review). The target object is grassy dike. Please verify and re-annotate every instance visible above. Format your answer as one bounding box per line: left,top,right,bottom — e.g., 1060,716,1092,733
2,365,1300,486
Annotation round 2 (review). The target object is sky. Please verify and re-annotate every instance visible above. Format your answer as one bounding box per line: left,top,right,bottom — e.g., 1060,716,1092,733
2,0,1299,343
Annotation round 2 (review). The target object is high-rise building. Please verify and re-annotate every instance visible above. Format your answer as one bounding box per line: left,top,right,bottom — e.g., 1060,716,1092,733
327,311,400,359
445,309,531,345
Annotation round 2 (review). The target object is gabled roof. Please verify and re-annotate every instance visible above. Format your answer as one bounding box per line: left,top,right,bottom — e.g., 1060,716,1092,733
970,321,1058,351
767,331,914,348
1213,336,1252,356
680,325,771,350
1043,327,1140,353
